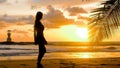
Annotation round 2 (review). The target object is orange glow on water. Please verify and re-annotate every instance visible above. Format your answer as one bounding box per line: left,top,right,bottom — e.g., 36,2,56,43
74,53,93,58
80,53,92,58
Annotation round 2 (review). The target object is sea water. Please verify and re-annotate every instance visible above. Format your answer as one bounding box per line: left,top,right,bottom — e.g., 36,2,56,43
0,44,120,60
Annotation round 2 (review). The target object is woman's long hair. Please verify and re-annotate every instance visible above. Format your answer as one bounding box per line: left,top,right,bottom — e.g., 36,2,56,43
34,12,43,28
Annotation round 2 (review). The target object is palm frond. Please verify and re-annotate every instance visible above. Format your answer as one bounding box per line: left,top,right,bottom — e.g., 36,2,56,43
88,0,120,42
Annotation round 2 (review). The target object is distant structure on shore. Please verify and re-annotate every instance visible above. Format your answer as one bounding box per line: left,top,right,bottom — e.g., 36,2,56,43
7,30,12,43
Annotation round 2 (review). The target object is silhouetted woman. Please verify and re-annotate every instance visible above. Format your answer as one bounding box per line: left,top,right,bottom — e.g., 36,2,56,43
34,11,47,68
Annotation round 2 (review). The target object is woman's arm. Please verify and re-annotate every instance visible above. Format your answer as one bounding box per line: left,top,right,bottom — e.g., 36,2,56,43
34,27,37,44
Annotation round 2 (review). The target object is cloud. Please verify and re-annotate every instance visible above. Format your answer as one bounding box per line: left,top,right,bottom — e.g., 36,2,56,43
0,0,6,3
75,21,87,27
30,0,103,7
0,14,34,25
0,14,34,30
11,29,32,41
0,22,11,29
12,29,28,34
17,15,34,24
77,15,90,21
66,7,87,16
43,5,74,28
74,15,90,27
29,0,104,10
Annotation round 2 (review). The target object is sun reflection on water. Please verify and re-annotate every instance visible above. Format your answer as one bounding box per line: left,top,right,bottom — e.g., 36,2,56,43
80,46,89,49
74,52,93,58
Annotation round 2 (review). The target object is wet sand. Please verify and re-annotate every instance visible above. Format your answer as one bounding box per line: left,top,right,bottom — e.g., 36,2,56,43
0,58,120,68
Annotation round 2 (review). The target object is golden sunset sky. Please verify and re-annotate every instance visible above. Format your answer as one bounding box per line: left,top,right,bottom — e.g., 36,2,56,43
0,0,119,42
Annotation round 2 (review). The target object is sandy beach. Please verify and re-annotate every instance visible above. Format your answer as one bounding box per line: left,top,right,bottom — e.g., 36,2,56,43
0,57,120,68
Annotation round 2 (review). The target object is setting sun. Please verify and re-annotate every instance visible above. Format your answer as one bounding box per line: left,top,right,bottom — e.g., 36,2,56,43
45,25,89,42
76,28,88,40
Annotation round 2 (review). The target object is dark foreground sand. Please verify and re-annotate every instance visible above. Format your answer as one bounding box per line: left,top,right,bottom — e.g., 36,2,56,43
0,58,120,68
